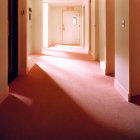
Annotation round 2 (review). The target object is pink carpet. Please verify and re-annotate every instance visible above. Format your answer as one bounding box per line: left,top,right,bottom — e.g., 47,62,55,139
0,45,140,140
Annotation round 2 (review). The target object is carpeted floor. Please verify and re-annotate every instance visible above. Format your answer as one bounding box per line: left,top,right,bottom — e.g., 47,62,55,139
0,46,140,140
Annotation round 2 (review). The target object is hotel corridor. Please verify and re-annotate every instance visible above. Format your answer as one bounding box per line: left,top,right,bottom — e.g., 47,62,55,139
0,46,140,140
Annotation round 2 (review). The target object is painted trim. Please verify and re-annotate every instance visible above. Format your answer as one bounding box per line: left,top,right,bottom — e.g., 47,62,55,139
0,87,9,104
115,79,129,102
18,0,21,75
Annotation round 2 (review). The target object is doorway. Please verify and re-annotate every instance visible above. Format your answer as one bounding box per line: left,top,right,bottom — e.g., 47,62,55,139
8,0,18,84
62,11,80,45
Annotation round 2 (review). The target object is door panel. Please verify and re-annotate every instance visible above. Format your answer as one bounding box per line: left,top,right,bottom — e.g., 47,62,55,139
63,11,80,45
8,0,18,84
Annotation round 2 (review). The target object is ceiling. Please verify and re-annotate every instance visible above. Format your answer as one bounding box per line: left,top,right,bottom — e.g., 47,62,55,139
43,0,85,6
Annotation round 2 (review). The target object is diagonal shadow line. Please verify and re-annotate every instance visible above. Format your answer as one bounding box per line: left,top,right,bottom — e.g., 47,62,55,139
40,53,94,62
41,48,93,62
0,64,129,140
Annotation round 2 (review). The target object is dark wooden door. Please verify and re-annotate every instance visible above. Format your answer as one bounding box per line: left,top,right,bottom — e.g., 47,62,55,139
8,0,18,84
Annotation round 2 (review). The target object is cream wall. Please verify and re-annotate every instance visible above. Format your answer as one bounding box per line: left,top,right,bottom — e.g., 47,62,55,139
31,0,42,53
91,0,96,58
84,0,99,59
31,3,82,50
0,0,8,94
85,0,90,50
96,0,115,74
115,0,129,95
51,7,63,45
50,6,82,45
27,0,33,55
95,0,99,60
82,7,85,47
130,0,140,96
48,5,53,46
98,0,106,70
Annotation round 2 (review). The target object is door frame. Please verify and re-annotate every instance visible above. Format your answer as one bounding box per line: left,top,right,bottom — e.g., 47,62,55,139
89,0,91,53
8,0,19,84
82,6,85,48
17,0,28,76
62,10,81,45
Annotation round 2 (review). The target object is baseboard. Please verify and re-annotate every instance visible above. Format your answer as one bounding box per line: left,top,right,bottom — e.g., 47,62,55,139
0,86,9,104
130,92,140,97
105,71,115,76
48,44,54,47
100,61,106,75
31,51,42,55
115,79,129,101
